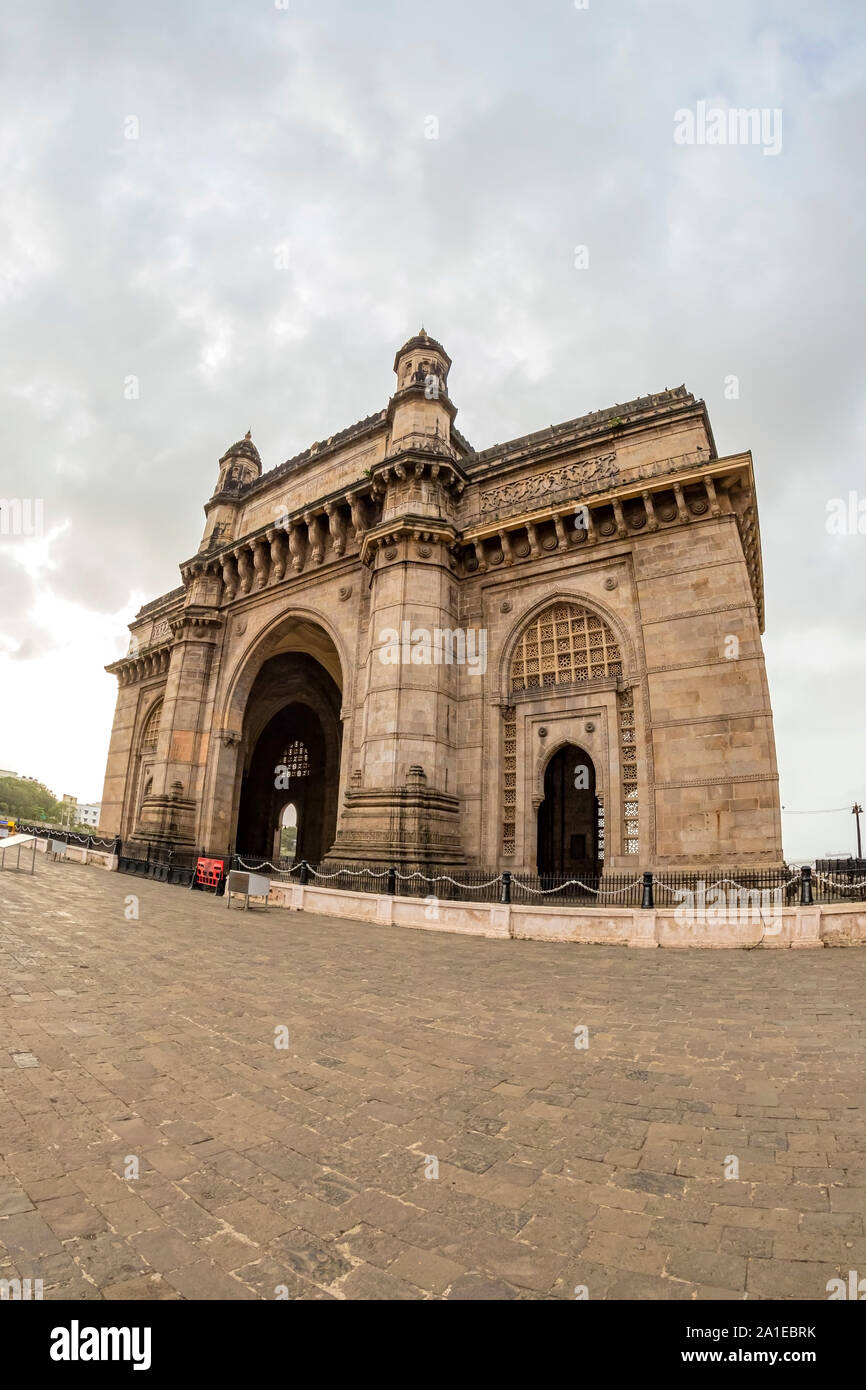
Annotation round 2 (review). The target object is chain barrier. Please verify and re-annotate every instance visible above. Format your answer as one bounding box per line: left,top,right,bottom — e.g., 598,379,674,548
813,873,866,891
654,873,800,899
512,876,643,899
393,869,502,890
309,865,389,881
215,856,866,904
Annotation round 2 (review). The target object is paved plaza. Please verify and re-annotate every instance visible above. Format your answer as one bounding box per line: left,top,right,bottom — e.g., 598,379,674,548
1,858,864,1301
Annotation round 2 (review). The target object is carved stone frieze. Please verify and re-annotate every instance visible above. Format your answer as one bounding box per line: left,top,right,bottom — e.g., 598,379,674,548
480,452,618,518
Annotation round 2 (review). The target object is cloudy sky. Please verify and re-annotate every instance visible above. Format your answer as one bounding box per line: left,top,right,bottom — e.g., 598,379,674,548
0,0,863,858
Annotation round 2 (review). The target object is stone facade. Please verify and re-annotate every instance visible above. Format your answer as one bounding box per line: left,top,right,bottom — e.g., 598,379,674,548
100,330,783,870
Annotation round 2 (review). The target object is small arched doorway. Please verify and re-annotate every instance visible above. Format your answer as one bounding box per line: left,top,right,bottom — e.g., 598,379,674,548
537,744,601,876
277,803,298,863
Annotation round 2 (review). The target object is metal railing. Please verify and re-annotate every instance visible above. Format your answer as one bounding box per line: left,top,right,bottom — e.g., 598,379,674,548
17,823,118,852
21,826,866,907
230,857,866,908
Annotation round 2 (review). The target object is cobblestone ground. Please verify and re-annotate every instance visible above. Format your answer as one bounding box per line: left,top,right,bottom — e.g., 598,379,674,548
1,858,864,1301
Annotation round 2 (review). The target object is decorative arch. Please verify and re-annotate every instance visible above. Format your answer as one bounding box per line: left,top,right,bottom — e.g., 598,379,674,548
497,589,636,699
139,698,163,754
498,596,640,864
509,600,622,693
130,697,163,833
203,610,348,859
220,606,348,738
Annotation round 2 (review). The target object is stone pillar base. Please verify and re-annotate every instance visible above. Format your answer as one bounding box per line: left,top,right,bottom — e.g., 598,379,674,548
791,907,824,948
628,911,659,948
327,767,465,867
132,793,198,849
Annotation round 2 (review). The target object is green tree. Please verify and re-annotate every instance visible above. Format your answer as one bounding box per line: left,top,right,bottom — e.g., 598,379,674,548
0,776,66,825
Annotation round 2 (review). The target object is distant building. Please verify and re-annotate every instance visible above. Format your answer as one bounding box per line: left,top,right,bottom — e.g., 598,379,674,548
76,803,101,828
0,769,17,779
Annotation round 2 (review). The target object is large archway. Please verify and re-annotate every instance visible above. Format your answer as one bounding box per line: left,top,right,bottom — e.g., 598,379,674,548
233,651,342,860
537,744,602,876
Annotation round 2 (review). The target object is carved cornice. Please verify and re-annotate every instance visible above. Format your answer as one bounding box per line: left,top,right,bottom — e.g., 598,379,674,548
106,643,172,685
169,608,224,639
360,516,459,567
369,452,467,494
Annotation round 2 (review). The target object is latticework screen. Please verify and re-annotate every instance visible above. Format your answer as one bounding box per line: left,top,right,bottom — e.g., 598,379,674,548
280,740,310,778
502,710,517,856
140,700,162,754
510,604,623,692
619,688,639,853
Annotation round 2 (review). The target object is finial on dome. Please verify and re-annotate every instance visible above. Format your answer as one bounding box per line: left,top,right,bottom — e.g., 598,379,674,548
393,328,451,376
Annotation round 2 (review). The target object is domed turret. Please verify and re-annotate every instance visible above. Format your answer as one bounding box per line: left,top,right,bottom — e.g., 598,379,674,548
387,329,457,459
215,430,261,493
393,327,451,398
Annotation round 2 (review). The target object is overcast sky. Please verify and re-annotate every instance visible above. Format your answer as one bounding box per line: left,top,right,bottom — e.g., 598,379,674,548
0,0,863,858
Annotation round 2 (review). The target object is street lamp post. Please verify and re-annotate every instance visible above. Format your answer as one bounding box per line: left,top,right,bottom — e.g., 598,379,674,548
853,803,863,861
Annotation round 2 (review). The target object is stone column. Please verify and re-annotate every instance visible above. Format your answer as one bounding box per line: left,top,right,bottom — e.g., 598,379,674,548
325,502,346,557
705,475,722,517
252,537,270,590
221,552,238,601
133,609,223,848
235,546,254,595
305,512,325,565
641,490,659,532
347,491,367,539
267,527,287,582
289,523,306,573
330,458,467,865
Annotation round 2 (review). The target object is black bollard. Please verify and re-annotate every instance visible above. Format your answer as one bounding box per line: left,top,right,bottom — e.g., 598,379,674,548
641,870,654,909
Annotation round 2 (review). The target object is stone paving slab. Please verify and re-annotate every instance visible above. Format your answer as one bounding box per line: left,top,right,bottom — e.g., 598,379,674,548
0,857,864,1300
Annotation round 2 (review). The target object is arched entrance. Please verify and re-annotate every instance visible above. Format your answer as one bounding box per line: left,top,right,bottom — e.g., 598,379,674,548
537,744,601,876
234,651,342,860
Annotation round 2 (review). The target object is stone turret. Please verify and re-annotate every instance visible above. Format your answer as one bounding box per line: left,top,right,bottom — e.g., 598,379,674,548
216,431,261,491
331,332,468,865
199,431,261,552
387,329,457,461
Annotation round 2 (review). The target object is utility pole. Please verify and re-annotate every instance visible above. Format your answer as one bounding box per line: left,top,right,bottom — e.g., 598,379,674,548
854,803,863,860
